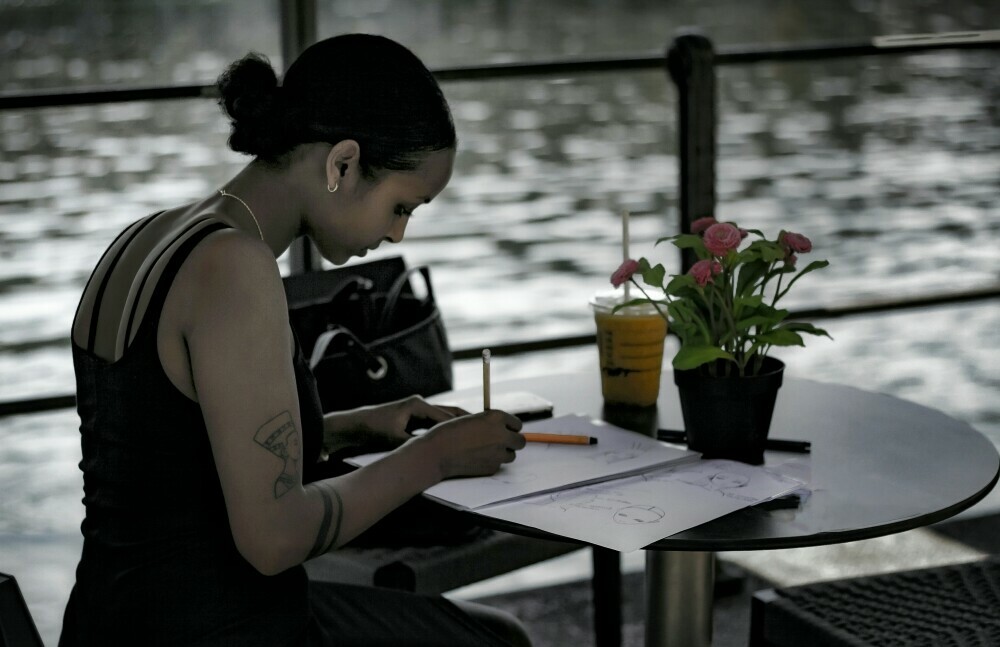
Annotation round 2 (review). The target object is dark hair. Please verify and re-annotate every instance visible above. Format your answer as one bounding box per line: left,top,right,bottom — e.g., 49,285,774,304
217,34,456,177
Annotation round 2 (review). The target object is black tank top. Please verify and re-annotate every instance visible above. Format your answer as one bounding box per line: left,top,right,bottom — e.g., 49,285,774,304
60,218,326,646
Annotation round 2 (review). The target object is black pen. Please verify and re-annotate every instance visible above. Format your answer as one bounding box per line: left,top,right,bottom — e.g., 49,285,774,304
764,438,812,453
657,429,811,454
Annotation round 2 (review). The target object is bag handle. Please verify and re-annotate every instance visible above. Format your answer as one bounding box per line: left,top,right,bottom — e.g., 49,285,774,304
376,266,435,334
325,276,374,309
309,326,389,381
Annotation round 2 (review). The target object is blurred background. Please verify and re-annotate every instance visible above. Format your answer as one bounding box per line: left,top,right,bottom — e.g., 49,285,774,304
1,1,998,644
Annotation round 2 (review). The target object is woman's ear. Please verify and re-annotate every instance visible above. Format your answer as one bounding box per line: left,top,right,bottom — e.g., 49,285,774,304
325,140,361,190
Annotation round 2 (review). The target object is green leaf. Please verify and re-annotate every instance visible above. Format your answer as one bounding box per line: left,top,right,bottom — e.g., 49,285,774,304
672,345,735,370
734,294,764,309
780,259,830,296
671,234,704,250
774,263,797,275
665,274,696,296
778,321,833,339
611,298,651,314
639,262,666,288
667,302,712,345
735,259,769,295
759,242,787,263
795,259,830,277
735,315,773,332
667,300,701,325
753,303,789,321
671,234,708,259
755,329,804,347
788,259,830,283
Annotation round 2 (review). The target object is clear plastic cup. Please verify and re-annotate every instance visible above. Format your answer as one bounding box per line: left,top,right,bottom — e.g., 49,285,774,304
590,291,668,407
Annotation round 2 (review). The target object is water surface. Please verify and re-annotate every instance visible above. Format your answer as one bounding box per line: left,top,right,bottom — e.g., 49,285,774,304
1,2,998,644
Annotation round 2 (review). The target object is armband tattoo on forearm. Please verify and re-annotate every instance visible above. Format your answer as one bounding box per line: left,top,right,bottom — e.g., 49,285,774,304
253,411,302,499
307,483,343,559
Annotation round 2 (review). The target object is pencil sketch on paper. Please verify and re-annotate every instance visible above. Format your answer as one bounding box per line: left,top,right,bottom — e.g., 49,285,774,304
613,505,666,525
528,487,665,526
547,488,624,511
643,459,782,503
592,440,648,465
489,470,538,485
476,457,805,553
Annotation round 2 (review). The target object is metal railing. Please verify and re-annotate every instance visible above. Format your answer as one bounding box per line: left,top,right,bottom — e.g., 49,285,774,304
1,13,998,417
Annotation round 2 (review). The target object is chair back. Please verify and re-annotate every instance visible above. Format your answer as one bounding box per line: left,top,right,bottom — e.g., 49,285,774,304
0,572,44,647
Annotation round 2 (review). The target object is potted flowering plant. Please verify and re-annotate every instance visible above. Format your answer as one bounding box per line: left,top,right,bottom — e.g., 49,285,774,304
610,217,830,463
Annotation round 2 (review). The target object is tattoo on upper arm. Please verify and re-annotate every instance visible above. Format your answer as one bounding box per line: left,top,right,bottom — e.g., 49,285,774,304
253,411,301,499
307,483,344,559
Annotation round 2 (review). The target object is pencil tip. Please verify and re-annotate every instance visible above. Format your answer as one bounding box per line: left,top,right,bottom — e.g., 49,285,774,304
482,348,491,361
589,437,598,444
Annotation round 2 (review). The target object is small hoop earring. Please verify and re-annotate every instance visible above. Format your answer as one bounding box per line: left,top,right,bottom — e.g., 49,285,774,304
327,182,339,193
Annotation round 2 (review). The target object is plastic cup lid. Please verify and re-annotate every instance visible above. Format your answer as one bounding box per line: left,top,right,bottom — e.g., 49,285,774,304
590,288,666,315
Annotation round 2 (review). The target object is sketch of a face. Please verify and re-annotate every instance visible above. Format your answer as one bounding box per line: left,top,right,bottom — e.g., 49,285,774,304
706,472,748,490
648,467,749,493
613,505,665,525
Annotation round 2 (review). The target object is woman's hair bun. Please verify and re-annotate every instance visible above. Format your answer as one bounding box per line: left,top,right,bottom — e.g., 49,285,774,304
216,52,291,160
216,35,456,171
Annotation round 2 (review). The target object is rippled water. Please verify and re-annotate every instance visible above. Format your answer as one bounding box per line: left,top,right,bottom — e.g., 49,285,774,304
1,1,999,643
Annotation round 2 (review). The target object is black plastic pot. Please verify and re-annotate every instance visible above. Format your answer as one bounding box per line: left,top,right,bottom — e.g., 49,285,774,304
673,357,785,465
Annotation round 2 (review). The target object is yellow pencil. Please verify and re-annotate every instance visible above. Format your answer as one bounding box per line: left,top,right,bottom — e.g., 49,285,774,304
482,349,491,410
522,433,597,445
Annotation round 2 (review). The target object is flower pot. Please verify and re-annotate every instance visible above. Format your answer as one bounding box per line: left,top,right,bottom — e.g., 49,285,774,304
673,357,785,465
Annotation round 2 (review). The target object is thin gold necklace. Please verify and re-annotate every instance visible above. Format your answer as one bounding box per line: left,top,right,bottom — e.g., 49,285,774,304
218,189,264,241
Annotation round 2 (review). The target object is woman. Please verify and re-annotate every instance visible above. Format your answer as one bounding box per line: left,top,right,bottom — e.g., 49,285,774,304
61,34,531,646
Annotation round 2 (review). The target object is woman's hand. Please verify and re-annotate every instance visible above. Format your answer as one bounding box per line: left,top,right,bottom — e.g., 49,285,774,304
414,409,526,479
322,395,467,458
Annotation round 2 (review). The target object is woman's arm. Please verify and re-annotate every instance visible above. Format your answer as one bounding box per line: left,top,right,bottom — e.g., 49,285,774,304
320,397,468,458
178,232,522,575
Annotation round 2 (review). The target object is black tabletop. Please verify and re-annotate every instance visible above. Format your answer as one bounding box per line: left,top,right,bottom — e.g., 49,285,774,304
451,372,1000,552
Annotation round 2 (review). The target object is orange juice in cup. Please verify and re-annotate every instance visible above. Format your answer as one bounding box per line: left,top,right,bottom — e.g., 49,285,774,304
590,293,668,407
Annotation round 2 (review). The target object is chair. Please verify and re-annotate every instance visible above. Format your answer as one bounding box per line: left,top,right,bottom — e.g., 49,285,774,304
306,537,623,646
749,556,1000,647
0,572,44,647
284,257,625,647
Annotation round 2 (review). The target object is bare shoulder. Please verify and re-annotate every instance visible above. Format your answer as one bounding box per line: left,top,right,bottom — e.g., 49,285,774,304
173,230,287,329
185,228,280,288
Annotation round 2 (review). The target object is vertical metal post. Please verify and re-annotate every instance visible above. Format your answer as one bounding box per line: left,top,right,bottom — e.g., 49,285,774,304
666,32,717,273
645,551,715,647
280,0,321,274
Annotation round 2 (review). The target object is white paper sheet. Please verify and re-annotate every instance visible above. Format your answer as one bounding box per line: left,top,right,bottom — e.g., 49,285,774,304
346,414,699,510
478,459,804,552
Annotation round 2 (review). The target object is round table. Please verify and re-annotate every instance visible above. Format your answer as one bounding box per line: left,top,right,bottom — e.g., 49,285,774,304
444,372,1000,647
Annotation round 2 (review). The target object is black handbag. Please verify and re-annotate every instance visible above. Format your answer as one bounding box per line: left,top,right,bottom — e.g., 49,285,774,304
283,256,453,413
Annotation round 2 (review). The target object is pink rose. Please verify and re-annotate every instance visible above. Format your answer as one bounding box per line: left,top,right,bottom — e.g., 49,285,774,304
690,217,717,235
688,259,722,287
611,259,640,288
702,223,743,256
780,231,812,254
785,253,798,268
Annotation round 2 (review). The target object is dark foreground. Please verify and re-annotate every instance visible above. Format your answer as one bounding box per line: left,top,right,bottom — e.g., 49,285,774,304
474,513,1000,647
